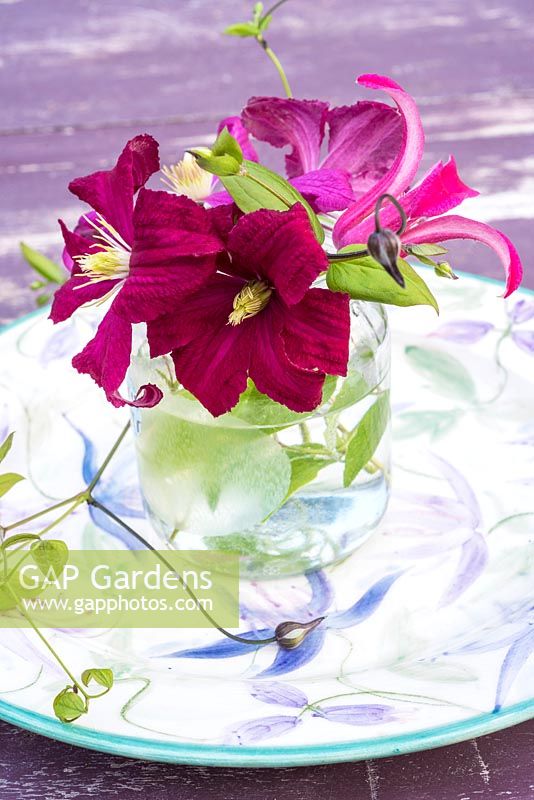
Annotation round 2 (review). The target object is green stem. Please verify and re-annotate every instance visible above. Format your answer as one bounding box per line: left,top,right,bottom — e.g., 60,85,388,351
260,41,293,97
87,422,131,492
6,583,88,699
88,498,278,647
4,494,84,532
477,326,511,406
38,497,85,537
326,248,369,261
299,422,311,444
487,511,534,535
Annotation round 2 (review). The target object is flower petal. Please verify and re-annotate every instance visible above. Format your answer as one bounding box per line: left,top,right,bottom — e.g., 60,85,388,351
432,454,482,526
205,189,234,207
169,279,252,417
162,629,273,659
402,214,523,297
306,570,334,616
333,74,425,248
438,532,488,607
322,101,402,195
337,157,479,244
114,188,222,323
227,715,301,745
147,274,243,356
327,571,403,629
509,299,534,324
68,134,159,244
62,211,100,271
257,628,326,677
217,115,259,162
494,627,534,711
71,306,162,408
242,96,328,177
312,703,397,725
250,306,326,413
228,204,328,305
512,330,534,355
50,222,119,322
290,168,353,212
282,287,350,376
430,320,494,344
250,682,308,708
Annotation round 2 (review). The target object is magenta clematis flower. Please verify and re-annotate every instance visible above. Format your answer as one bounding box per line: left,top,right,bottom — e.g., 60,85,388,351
50,135,226,407
332,78,523,297
147,204,350,417
220,73,409,214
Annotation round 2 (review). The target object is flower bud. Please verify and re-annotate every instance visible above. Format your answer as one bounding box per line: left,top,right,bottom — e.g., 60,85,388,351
434,261,458,280
367,229,405,287
275,616,325,650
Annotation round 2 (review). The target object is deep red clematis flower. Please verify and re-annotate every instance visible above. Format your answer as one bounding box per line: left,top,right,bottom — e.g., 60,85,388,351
147,204,351,417
332,76,523,298
50,135,226,407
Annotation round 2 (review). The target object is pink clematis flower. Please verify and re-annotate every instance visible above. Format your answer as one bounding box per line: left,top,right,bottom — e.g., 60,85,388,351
216,73,408,214
50,135,226,407
333,77,523,297
147,204,351,417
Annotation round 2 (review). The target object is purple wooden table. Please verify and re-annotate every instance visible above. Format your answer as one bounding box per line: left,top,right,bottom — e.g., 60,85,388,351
0,1,533,796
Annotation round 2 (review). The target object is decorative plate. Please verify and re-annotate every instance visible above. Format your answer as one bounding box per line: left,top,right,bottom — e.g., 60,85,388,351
0,270,532,767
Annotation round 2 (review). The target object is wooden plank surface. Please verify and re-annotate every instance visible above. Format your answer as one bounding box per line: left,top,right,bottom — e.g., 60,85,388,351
0,1,533,797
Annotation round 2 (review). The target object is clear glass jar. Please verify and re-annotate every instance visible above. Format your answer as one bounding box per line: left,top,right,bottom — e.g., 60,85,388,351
128,301,390,578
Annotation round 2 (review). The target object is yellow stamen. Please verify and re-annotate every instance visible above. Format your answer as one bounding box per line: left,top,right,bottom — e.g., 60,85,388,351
228,280,272,326
161,153,213,202
75,246,130,280
72,213,131,288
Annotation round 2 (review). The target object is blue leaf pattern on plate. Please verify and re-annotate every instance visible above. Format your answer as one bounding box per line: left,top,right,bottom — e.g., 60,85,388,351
250,682,308,708
227,715,301,745
312,704,397,725
494,626,534,711
327,572,403,629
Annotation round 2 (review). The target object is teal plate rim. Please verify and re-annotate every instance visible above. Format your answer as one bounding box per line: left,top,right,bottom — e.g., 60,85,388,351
0,695,533,767
0,270,533,767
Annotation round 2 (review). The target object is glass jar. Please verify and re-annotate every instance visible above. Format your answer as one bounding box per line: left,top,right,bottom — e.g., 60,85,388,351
128,301,390,578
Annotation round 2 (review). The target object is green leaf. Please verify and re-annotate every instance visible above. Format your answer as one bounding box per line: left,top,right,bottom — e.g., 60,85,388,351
36,294,51,308
221,160,325,243
1,533,41,550
81,668,114,691
232,376,336,428
53,688,87,723
329,372,369,414
394,409,461,440
407,244,448,257
137,410,291,535
211,127,243,165
0,432,14,465
224,22,259,37
20,242,65,284
343,392,390,487
0,473,24,499
404,346,477,402
327,250,438,312
31,539,69,578
189,129,243,177
258,13,272,31
285,452,335,500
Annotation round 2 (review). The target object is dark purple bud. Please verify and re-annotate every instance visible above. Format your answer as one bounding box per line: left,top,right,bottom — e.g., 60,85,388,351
275,616,325,650
367,228,405,287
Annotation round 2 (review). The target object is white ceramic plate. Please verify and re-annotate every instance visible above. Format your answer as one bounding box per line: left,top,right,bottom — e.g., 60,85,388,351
0,271,532,766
